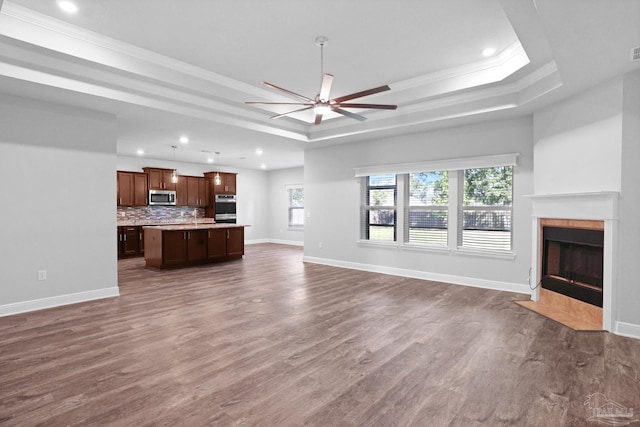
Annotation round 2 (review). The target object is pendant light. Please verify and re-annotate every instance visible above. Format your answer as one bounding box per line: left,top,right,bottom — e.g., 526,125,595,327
214,152,222,185
171,145,178,183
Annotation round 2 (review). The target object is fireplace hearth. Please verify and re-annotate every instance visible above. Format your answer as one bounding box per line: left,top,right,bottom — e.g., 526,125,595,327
542,226,604,307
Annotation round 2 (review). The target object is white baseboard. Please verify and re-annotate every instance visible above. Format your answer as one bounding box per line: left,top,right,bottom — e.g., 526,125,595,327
267,239,304,247
245,238,271,245
246,239,304,247
614,321,640,340
303,255,531,295
0,287,120,317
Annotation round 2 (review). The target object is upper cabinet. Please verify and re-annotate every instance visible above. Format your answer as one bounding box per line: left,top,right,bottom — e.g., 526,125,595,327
144,167,176,191
204,172,236,195
176,176,208,207
176,176,188,206
117,171,148,206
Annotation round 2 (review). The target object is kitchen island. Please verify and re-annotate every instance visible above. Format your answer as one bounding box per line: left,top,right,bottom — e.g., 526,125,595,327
144,223,246,269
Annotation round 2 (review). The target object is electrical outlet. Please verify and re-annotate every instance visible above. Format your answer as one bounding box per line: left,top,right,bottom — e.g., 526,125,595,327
318,242,323,249
38,270,47,281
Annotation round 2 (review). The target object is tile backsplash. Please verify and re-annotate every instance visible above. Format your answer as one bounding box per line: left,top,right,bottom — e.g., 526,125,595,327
117,206,205,222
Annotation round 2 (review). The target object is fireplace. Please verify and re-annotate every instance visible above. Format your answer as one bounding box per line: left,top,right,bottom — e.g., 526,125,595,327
542,226,604,307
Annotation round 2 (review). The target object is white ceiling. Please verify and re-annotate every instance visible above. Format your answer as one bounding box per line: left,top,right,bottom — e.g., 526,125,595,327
0,0,638,170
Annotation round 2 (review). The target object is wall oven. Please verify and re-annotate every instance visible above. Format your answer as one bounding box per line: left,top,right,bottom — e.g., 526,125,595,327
148,189,176,206
215,194,236,223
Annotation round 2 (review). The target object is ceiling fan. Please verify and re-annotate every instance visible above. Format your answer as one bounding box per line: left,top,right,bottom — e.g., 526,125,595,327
245,36,397,125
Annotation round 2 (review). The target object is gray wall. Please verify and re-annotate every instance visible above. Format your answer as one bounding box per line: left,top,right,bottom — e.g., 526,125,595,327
267,167,304,245
303,117,534,292
0,95,119,313
618,70,640,326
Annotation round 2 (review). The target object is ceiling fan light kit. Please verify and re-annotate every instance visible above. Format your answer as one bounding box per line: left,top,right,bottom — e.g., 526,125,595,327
246,36,397,125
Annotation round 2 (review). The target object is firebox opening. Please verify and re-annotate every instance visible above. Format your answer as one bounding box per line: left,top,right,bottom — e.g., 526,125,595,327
542,226,604,307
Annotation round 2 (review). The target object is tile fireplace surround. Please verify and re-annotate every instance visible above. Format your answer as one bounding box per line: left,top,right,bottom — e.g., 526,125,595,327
527,192,618,331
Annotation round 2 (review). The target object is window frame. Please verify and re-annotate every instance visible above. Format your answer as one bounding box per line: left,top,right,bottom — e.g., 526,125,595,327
457,166,514,253
287,186,304,229
404,171,449,248
361,175,397,242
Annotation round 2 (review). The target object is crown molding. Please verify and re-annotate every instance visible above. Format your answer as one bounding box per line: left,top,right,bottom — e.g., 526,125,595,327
0,1,561,145
391,42,529,91
1,1,275,100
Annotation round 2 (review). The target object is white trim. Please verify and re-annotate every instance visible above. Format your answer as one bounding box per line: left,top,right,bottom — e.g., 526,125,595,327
245,238,304,247
454,247,516,260
0,287,119,317
267,239,304,247
525,192,618,220
245,238,271,245
401,243,451,254
354,153,519,177
357,239,400,248
302,256,529,295
614,321,640,340
285,184,303,190
528,191,619,332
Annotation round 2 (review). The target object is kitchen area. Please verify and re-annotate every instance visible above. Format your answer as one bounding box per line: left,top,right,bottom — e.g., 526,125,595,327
116,167,247,268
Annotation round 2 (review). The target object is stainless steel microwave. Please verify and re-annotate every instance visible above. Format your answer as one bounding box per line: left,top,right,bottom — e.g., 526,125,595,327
148,189,176,206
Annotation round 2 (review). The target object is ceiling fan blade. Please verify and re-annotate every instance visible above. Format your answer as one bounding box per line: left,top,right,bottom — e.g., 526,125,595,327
314,113,323,125
332,85,391,103
335,103,397,110
245,102,313,106
332,107,367,122
319,73,334,101
270,105,314,120
261,81,314,102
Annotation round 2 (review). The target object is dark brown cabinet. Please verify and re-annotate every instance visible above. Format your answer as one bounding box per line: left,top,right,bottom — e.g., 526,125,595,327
227,227,244,256
187,177,207,206
207,228,227,259
187,230,208,262
176,176,207,207
204,172,236,195
144,167,176,191
144,226,245,269
158,229,208,266
117,171,148,206
162,230,188,266
176,176,188,206
117,226,144,258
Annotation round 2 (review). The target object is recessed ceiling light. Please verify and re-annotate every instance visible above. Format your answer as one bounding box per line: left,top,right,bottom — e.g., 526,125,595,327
482,47,497,57
57,1,78,14
136,149,144,155
207,157,213,163
179,136,189,144
260,163,266,169
255,148,264,155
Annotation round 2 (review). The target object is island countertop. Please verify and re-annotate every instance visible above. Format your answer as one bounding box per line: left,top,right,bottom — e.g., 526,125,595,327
143,223,249,231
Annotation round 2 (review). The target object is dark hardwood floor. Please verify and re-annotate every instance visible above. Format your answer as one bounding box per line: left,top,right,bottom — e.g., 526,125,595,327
1,243,639,426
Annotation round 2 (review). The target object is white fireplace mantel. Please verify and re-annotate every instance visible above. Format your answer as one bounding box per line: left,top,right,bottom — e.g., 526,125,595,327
525,191,619,331
525,191,618,220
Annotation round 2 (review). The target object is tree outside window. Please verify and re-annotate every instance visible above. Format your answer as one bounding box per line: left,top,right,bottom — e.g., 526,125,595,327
407,171,448,246
460,166,513,251
288,187,304,227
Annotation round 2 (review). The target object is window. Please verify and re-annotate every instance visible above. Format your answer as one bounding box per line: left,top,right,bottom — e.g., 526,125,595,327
459,166,512,251
288,187,304,227
406,171,448,246
362,174,396,241
355,153,517,256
